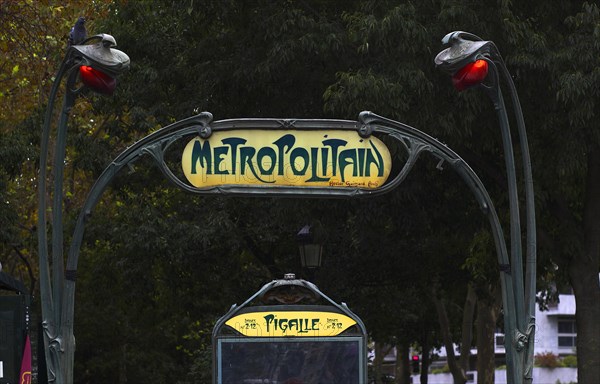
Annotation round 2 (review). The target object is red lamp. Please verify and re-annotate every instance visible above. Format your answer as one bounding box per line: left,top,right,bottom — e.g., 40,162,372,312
79,65,116,95
451,59,488,91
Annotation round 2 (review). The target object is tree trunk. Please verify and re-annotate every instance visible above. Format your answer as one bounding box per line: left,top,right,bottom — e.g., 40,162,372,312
571,144,600,383
476,290,499,384
374,342,384,384
119,343,127,384
432,286,467,384
459,284,477,372
394,342,410,384
420,336,431,384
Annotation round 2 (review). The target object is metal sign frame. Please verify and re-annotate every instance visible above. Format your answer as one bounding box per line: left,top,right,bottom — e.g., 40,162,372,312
212,278,368,383
44,110,520,384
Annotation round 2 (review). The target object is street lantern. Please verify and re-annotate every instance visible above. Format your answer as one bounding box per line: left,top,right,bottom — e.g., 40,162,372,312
38,26,130,384
71,34,130,78
73,34,130,94
434,32,495,91
435,31,537,384
297,225,323,269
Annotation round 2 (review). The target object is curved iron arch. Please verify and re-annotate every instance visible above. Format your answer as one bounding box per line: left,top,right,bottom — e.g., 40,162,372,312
56,110,518,384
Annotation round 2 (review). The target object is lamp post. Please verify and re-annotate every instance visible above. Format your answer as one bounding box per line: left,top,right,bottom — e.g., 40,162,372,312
297,225,324,281
38,30,129,384
435,31,537,383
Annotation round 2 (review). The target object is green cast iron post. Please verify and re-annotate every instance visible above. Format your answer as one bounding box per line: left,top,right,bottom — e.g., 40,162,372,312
435,31,537,383
38,33,129,384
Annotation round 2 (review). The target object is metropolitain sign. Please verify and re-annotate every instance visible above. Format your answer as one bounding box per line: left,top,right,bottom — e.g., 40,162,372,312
181,130,392,188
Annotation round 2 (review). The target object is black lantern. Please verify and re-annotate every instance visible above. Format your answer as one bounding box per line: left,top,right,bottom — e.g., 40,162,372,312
434,31,493,73
297,225,323,269
434,31,495,91
72,34,130,95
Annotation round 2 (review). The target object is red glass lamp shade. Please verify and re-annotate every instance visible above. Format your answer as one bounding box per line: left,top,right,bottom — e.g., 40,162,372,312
79,65,116,95
452,59,488,91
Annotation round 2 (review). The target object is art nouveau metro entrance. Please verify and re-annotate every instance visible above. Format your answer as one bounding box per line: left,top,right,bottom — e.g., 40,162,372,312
212,274,367,383
39,27,536,384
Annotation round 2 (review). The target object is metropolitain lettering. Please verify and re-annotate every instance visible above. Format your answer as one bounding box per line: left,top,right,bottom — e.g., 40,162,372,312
189,134,385,183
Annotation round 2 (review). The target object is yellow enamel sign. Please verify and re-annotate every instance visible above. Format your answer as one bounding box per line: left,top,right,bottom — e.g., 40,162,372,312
181,130,391,188
225,311,357,337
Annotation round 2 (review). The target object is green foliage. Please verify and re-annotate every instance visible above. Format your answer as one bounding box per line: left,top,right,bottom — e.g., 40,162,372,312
431,364,451,374
0,113,39,280
0,0,113,125
181,348,212,384
562,355,578,368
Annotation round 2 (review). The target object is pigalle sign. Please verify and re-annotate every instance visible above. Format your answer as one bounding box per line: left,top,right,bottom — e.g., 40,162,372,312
181,130,392,188
224,310,357,337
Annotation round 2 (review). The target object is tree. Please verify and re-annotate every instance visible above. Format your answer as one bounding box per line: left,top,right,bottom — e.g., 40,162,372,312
500,2,600,381
0,0,115,293
0,1,113,125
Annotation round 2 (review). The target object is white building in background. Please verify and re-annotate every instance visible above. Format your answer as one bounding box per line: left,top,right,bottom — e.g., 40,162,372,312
493,293,577,357
426,293,578,362
532,294,577,356
377,293,579,383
